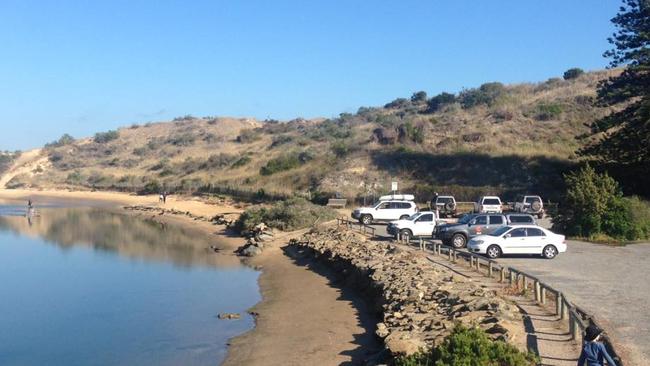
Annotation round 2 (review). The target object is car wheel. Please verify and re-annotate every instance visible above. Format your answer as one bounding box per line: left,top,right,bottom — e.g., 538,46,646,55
538,212,544,219
451,234,466,248
399,215,410,220
542,245,558,259
360,215,372,225
400,229,411,242
486,245,501,259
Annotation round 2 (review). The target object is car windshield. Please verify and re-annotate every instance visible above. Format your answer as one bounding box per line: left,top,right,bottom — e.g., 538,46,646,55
457,214,473,224
483,198,500,205
525,197,540,203
490,226,513,236
437,197,453,203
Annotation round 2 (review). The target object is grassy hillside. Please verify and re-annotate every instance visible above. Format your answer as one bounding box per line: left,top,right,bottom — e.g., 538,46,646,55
2,69,619,202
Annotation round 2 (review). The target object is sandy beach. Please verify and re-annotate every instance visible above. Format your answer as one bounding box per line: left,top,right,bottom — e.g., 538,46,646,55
0,188,378,365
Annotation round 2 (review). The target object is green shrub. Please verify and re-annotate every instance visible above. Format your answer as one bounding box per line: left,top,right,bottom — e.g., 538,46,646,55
410,91,428,104
94,130,119,143
235,197,336,232
385,98,410,109
260,152,312,175
237,129,261,143
555,165,649,241
231,155,251,168
426,92,456,112
331,140,351,157
394,325,538,366
563,67,584,80
271,135,293,147
139,180,162,195
167,133,196,146
45,133,75,148
459,82,505,109
533,103,563,121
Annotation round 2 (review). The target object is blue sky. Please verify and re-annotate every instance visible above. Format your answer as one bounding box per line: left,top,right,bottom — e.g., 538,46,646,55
0,0,620,151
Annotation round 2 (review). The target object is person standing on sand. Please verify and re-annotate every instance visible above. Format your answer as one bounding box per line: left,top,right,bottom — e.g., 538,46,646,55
577,324,618,366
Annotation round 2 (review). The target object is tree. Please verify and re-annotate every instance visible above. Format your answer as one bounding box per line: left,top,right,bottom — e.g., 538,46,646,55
410,91,428,104
563,67,584,80
580,0,650,196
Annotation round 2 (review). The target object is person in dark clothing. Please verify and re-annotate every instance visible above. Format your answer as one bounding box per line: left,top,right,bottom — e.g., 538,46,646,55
577,324,617,366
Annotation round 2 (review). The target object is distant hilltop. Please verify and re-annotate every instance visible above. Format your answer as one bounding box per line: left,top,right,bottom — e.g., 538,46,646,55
0,68,619,202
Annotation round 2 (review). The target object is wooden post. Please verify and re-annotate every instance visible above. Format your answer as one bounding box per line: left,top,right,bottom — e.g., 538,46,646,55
500,267,506,282
556,293,562,316
448,249,453,261
569,311,576,340
419,238,424,251
561,299,569,320
509,271,515,285
524,276,529,290
488,262,493,277
541,287,547,305
534,281,540,302
475,257,480,271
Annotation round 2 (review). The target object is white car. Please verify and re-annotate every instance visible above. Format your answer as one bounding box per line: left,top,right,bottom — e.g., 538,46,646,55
467,225,566,259
351,199,418,225
474,196,503,213
386,211,438,240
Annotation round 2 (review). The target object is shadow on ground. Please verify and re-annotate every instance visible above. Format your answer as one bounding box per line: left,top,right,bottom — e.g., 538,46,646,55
282,244,384,365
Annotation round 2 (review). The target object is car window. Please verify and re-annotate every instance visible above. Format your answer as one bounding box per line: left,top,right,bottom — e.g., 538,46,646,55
526,228,545,237
525,197,540,203
490,226,512,236
489,215,504,225
509,228,527,237
474,216,488,225
509,215,533,224
483,198,500,205
377,202,390,209
418,214,433,222
437,197,453,204
401,202,412,209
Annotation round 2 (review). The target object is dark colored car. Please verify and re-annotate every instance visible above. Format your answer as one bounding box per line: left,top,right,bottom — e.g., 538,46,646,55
434,213,536,248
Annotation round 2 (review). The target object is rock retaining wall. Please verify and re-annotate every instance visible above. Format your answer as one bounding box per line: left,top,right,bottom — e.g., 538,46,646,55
290,226,523,356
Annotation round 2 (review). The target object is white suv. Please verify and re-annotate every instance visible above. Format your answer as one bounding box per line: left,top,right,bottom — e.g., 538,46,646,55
474,196,503,213
352,198,418,225
386,211,437,241
514,195,544,219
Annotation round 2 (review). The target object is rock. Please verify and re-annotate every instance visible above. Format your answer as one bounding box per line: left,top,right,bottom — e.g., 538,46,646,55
240,244,262,257
376,322,389,338
384,331,427,355
218,313,241,320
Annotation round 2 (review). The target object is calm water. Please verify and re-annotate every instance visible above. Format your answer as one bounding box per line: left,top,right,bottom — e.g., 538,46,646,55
0,204,260,366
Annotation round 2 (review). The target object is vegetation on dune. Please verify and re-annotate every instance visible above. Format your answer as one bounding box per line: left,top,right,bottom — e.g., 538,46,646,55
554,165,650,241
93,130,119,143
394,325,538,366
45,133,75,148
234,197,336,232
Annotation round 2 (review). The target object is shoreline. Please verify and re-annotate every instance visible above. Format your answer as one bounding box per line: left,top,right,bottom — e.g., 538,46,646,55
0,188,379,365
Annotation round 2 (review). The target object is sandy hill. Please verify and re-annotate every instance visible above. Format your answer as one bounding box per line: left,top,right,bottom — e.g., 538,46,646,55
0,69,618,202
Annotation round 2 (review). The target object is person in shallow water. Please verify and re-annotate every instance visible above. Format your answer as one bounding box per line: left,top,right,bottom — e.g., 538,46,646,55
577,324,618,366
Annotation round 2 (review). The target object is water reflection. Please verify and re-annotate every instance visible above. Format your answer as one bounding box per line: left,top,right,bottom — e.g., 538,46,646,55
0,206,240,268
